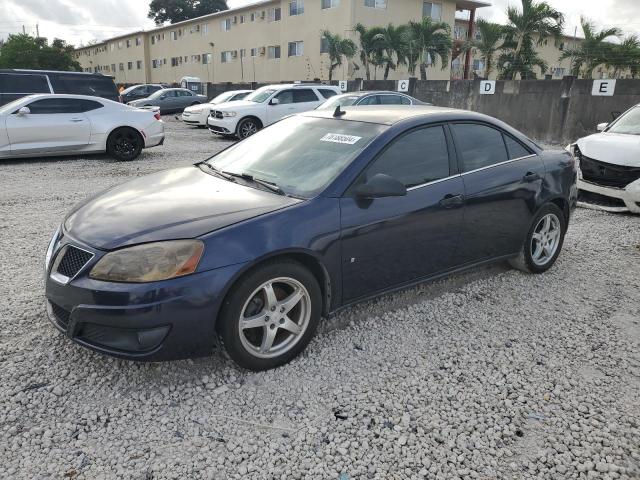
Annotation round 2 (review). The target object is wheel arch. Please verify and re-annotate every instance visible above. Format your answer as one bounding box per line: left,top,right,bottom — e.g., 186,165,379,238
235,115,263,134
105,125,145,149
214,249,333,330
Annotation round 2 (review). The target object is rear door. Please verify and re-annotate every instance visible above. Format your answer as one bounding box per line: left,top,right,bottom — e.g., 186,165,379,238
450,122,544,263
0,73,51,106
340,125,465,302
6,98,91,155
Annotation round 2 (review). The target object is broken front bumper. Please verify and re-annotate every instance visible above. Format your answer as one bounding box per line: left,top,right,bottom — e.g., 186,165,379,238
577,176,640,214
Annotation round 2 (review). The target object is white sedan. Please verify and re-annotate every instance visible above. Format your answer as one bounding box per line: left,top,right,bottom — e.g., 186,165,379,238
181,89,252,127
569,103,640,214
0,94,165,161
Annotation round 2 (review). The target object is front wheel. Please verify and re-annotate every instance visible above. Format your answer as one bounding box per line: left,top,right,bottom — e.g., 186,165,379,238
236,118,260,139
509,203,566,273
218,260,321,370
106,128,143,161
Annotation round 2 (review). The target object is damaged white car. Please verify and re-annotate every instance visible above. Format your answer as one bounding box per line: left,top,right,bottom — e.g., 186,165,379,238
568,104,640,213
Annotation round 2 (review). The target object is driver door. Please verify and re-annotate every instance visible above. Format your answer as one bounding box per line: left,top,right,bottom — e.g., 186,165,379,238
265,89,296,125
6,98,91,155
339,125,465,302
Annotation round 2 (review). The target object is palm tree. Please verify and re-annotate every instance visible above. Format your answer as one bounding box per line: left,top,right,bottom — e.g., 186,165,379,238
405,17,453,80
354,23,385,81
500,0,564,79
321,31,357,82
560,17,621,78
498,42,548,79
372,24,409,80
610,36,640,78
468,20,504,78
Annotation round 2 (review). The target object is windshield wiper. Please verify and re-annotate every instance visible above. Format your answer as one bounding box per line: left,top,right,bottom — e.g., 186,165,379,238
222,171,286,196
198,162,236,182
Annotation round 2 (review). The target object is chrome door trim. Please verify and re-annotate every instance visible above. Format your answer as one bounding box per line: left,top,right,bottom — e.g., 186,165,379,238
407,174,463,192
460,154,538,177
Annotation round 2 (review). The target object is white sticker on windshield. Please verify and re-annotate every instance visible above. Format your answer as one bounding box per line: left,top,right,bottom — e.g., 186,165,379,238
320,133,362,145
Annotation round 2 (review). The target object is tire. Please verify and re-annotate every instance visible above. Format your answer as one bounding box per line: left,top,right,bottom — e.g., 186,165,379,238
509,203,566,274
106,128,144,161
218,260,322,371
236,117,261,139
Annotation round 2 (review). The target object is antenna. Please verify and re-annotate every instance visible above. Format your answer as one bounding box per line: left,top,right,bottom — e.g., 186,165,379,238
333,105,346,118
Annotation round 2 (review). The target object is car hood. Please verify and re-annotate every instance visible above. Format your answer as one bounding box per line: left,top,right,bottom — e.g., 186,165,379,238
576,132,640,167
64,166,301,250
184,103,212,113
214,100,259,111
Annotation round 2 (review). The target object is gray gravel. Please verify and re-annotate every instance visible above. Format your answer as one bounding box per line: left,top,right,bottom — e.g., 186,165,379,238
0,117,639,479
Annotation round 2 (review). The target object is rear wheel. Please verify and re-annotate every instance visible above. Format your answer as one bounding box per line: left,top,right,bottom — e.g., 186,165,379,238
236,117,260,139
509,203,566,273
106,128,143,161
218,260,321,370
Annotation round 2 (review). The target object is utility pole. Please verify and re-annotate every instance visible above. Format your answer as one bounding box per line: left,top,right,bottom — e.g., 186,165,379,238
22,25,26,34
36,24,39,38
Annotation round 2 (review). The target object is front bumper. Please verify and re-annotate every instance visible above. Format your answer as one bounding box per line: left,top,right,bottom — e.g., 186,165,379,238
207,115,239,135
181,110,208,126
44,235,245,361
578,176,640,214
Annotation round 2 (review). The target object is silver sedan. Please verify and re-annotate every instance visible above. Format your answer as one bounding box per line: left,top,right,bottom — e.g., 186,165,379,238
128,88,207,114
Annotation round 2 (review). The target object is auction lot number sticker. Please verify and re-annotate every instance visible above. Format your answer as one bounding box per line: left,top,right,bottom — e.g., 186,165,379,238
320,133,362,145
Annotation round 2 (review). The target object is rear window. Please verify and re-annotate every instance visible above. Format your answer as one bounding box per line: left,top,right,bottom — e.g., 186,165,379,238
318,88,338,99
50,75,118,98
0,73,50,94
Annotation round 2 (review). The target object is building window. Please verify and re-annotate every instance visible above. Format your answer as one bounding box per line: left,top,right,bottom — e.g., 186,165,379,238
136,37,142,46
364,0,386,8
127,61,133,70
268,7,281,22
320,37,329,54
137,60,142,69
454,25,465,39
111,63,116,72
423,2,442,20
221,51,234,63
288,41,304,57
202,53,212,64
118,41,123,49
321,0,340,8
240,15,245,23
250,47,257,57
240,48,246,58
126,39,131,48
221,18,232,31
268,45,281,59
472,59,484,71
202,24,209,35
250,12,256,21
290,0,304,15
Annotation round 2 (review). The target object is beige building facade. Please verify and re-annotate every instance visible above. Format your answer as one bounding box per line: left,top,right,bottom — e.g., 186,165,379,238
75,0,489,85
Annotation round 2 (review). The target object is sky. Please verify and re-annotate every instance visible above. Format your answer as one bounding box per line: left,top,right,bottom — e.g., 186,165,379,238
0,0,639,46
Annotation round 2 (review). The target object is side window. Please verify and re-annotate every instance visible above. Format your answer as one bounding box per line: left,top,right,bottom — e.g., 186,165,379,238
275,90,294,104
379,95,405,105
318,88,338,99
451,123,509,172
359,126,450,188
293,89,319,103
0,73,50,94
400,96,412,105
79,100,104,112
503,134,532,159
358,95,379,105
133,86,146,95
163,90,177,98
149,86,162,93
23,99,83,114
53,76,119,97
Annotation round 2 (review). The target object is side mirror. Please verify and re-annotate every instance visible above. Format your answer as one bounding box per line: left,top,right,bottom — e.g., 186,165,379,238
596,122,608,132
353,173,407,199
270,98,280,106
17,106,30,116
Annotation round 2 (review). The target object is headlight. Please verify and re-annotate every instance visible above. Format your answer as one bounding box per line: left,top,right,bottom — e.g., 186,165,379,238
45,226,61,273
222,111,237,117
90,240,204,283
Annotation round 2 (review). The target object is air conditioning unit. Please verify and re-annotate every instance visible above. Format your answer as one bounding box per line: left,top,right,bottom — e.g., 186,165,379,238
232,16,238,24
259,47,266,56
260,11,266,19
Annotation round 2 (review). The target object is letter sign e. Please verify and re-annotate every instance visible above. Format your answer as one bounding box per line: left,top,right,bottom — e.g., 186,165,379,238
592,79,616,96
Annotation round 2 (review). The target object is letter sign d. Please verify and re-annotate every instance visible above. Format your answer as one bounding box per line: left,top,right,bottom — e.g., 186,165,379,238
480,81,496,95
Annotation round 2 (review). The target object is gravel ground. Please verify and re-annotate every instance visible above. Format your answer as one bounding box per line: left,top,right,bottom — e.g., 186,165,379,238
0,117,639,480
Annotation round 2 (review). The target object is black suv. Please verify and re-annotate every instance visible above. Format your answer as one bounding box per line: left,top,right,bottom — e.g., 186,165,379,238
120,84,165,104
0,69,120,106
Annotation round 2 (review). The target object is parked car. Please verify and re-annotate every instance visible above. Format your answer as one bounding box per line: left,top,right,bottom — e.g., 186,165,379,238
181,89,253,127
0,69,120,107
45,106,577,370
0,94,164,161
120,84,165,104
207,83,342,139
568,104,640,214
316,91,428,110
128,88,207,114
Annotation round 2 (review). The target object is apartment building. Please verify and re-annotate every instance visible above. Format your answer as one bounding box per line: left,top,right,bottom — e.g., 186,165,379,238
75,0,490,85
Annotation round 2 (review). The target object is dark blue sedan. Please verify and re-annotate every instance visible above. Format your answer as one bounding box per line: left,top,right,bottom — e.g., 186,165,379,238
44,106,578,370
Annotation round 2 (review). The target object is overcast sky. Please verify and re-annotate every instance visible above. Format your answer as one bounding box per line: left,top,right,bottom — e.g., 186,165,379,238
1,0,639,46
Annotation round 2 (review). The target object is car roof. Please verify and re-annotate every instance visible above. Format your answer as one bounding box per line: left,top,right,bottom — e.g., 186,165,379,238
337,91,411,97
12,93,122,104
302,105,486,125
0,69,111,78
260,83,339,90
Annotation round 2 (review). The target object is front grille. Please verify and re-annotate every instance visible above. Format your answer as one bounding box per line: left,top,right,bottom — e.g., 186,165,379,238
578,190,627,208
580,155,640,188
56,246,93,278
50,302,71,327
212,110,223,119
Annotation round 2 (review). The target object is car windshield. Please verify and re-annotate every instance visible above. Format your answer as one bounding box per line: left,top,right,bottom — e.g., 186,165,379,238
206,116,385,198
317,95,361,110
148,89,167,99
245,88,276,103
607,106,640,135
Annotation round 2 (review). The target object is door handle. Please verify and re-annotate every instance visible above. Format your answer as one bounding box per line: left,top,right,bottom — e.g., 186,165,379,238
523,172,541,182
70,118,84,123
439,193,465,208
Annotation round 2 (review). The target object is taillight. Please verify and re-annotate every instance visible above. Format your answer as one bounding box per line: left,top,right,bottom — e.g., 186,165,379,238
154,112,161,121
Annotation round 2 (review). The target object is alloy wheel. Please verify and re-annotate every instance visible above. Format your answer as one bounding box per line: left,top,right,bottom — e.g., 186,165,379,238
530,213,561,266
239,121,258,138
113,132,139,159
238,277,311,359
